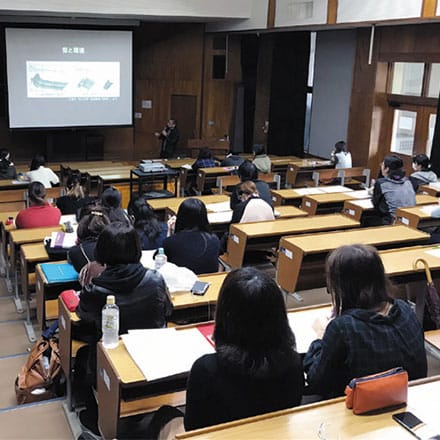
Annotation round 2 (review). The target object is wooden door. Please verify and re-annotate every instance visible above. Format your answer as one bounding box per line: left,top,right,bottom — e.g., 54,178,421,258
171,95,197,153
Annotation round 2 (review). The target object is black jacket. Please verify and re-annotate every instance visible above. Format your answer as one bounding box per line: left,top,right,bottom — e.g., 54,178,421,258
184,350,303,430
68,240,96,272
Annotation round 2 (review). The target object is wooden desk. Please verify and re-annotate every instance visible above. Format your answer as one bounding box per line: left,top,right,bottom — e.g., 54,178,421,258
270,185,352,207
301,190,367,215
285,160,333,187
342,195,439,223
0,180,29,191
35,262,80,331
222,214,360,269
196,167,236,194
161,158,193,169
0,211,17,274
395,204,440,229
177,377,440,440
96,304,332,440
419,183,440,197
277,225,430,293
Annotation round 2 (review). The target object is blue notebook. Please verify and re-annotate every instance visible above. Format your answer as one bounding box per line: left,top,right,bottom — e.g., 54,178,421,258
40,263,78,283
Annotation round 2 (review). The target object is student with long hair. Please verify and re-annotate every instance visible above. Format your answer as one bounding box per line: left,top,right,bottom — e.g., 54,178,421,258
128,197,168,250
304,244,427,399
0,148,17,179
15,181,61,228
184,267,303,430
27,153,59,188
67,205,111,272
330,140,352,169
56,174,92,215
163,198,220,274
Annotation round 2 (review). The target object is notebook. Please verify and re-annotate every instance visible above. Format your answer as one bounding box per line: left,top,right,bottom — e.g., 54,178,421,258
40,263,78,283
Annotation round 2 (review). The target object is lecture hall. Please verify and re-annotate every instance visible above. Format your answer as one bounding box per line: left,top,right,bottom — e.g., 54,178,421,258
2,1,440,439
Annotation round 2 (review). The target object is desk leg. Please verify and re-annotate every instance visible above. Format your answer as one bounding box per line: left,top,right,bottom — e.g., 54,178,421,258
59,298,74,411
97,344,121,440
21,255,36,342
10,242,23,313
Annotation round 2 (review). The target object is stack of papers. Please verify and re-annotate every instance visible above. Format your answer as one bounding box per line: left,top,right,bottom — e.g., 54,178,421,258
122,328,215,381
205,201,231,212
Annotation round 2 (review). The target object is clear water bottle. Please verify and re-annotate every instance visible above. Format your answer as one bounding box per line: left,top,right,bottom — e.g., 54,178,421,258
102,295,119,349
154,247,167,270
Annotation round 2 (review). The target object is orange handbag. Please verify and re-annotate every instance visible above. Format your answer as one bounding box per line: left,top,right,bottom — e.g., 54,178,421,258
345,367,408,414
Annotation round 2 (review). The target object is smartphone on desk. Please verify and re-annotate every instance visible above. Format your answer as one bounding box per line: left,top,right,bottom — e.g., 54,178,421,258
393,412,440,439
191,281,210,296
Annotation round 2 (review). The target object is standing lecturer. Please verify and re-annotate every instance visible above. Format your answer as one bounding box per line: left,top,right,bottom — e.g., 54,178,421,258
155,118,179,159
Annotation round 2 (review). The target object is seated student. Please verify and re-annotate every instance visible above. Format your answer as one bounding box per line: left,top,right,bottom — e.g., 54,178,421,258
304,244,427,399
163,198,220,274
410,154,438,191
371,154,415,225
75,222,173,434
26,153,59,188
230,160,272,209
127,196,168,250
15,181,61,229
101,186,131,224
231,181,275,224
191,147,216,173
184,267,303,430
56,174,93,215
67,205,110,273
252,144,271,174
221,150,244,167
0,148,17,179
330,140,352,169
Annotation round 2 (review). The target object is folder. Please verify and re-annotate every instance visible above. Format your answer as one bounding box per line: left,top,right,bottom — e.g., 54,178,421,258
40,263,78,283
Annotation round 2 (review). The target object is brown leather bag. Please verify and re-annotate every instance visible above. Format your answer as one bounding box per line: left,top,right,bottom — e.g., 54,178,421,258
15,337,62,404
345,367,408,414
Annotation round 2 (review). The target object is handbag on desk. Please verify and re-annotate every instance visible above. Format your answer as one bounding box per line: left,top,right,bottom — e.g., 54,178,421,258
345,367,408,414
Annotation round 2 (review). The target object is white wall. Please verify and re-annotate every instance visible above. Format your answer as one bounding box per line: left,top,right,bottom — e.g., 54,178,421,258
338,0,423,23
206,0,268,32
308,30,356,159
275,0,327,27
0,0,252,19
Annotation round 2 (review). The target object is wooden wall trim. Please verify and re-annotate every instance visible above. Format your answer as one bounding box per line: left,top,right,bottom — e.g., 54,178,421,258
422,0,437,17
327,0,338,24
267,0,276,28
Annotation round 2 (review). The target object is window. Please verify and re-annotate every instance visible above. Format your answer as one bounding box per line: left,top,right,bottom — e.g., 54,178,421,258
390,110,416,155
391,62,424,96
387,62,438,157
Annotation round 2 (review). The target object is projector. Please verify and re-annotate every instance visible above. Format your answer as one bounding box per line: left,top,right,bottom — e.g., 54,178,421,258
139,160,167,173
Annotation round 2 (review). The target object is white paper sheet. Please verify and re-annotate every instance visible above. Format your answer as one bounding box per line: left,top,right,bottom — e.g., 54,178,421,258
140,250,156,269
424,248,440,258
319,185,353,193
122,328,215,381
420,204,440,215
350,199,374,209
205,201,231,212
288,306,333,353
208,211,232,224
345,190,370,199
294,188,325,196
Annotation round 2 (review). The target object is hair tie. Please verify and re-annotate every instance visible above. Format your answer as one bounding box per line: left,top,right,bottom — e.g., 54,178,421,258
91,210,103,217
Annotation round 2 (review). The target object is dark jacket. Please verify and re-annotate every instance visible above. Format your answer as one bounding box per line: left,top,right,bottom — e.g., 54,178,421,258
68,240,96,272
230,180,272,210
56,195,94,216
136,222,168,251
75,263,173,383
0,159,17,180
160,127,179,158
184,350,303,430
163,231,220,274
303,299,427,398
372,173,415,223
221,155,244,167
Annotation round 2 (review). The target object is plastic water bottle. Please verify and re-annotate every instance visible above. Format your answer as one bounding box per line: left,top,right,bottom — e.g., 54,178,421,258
102,295,119,349
154,247,167,270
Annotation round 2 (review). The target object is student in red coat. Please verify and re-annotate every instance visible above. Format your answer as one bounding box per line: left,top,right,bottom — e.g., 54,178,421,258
15,181,61,229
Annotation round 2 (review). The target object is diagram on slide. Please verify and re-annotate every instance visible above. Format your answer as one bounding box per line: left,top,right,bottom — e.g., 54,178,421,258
26,61,120,99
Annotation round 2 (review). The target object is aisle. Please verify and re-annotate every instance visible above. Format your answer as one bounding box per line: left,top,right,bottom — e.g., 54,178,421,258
0,277,73,439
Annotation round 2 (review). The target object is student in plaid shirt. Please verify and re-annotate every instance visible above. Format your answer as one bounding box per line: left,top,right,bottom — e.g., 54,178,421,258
304,244,427,398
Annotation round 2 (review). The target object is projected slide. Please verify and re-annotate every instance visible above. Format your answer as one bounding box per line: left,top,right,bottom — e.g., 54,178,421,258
27,61,120,99
6,28,132,128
